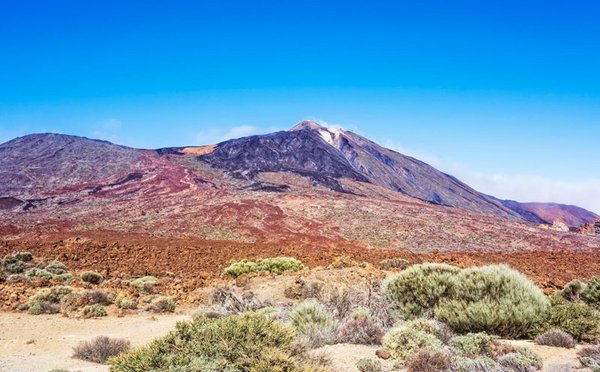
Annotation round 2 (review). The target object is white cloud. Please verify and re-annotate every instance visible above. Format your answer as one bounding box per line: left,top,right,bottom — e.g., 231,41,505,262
383,140,600,214
220,125,259,140
193,124,284,145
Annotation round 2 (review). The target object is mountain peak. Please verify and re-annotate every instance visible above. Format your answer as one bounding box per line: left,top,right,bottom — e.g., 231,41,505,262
290,120,325,131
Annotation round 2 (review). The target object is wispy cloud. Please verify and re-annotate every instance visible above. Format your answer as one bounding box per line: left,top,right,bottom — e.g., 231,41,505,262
193,124,283,145
384,140,600,214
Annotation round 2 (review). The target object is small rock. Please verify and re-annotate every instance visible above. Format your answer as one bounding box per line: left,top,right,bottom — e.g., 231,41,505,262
376,349,390,360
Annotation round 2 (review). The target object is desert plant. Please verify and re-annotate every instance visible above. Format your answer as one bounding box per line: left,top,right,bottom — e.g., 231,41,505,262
406,349,453,372
404,318,455,344
128,276,157,293
337,311,383,344
73,336,130,363
25,268,53,280
1,252,33,275
26,286,73,314
12,251,33,262
53,272,75,283
115,297,138,310
497,346,543,371
356,358,382,372
61,290,111,315
45,261,68,275
435,264,549,337
449,332,497,359
582,276,600,308
223,259,259,277
109,312,296,371
453,356,498,372
80,271,103,284
561,279,583,301
146,296,176,313
530,299,600,341
379,258,409,270
578,345,600,371
384,263,460,319
82,304,108,318
258,257,304,274
210,286,267,314
534,329,576,348
382,320,444,361
290,300,333,335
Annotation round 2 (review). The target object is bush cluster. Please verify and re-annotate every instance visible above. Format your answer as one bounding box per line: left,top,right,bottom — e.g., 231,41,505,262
73,336,130,363
530,295,600,341
223,256,304,277
385,263,548,337
356,358,383,372
128,276,157,293
146,296,176,313
80,271,104,284
379,258,409,271
26,286,73,314
534,329,576,348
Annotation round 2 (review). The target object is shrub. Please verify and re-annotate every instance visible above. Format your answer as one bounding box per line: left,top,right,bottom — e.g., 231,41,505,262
27,286,73,314
561,280,583,301
384,263,460,319
406,349,453,372
534,329,576,348
109,312,296,371
382,320,444,361
1,258,26,274
356,358,382,372
582,276,600,308
129,276,157,293
449,333,497,359
530,300,600,341
25,268,53,280
337,314,383,344
53,273,75,283
61,290,111,315
12,251,33,262
115,297,138,310
295,323,338,349
210,286,267,315
453,356,498,372
258,257,304,274
80,271,103,284
435,264,549,337
223,259,259,277
45,261,68,275
82,304,108,318
379,258,409,270
405,318,454,344
290,300,333,335
578,345,600,371
73,336,130,363
146,296,176,313
497,346,543,371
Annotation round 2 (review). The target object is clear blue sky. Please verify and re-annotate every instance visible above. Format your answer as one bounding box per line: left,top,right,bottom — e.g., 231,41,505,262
1,1,599,212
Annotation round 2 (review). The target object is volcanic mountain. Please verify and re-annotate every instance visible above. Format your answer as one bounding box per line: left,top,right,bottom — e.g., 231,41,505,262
1,120,599,258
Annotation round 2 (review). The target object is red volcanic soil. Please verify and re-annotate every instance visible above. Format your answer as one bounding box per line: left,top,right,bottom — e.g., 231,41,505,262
2,231,599,293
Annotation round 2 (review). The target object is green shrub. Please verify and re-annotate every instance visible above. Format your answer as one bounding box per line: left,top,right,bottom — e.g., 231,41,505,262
379,258,409,271
1,258,26,274
356,358,382,372
223,259,259,277
453,356,497,372
223,257,304,277
129,276,157,293
578,345,600,372
582,276,600,308
383,320,444,361
115,297,138,310
449,333,497,359
384,263,460,319
146,296,176,313
561,280,583,301
25,268,53,280
27,286,73,314
82,304,108,318
53,272,75,284
257,257,304,274
530,299,600,341
403,318,454,344
289,300,333,335
45,261,68,275
109,312,296,371
435,264,548,337
73,336,130,363
80,271,103,284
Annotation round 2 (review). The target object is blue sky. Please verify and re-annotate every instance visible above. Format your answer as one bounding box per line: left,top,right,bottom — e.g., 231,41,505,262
1,1,599,212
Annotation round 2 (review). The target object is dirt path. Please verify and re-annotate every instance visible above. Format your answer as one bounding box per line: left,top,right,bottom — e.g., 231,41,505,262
0,311,192,372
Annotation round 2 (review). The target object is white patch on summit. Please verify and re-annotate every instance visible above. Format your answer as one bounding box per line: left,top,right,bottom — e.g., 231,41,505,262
319,129,335,145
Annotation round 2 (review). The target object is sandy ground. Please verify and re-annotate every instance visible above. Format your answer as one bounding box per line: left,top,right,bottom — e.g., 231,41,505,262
0,311,192,372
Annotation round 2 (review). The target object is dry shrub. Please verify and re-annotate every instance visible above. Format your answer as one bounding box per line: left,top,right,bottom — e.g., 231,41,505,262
406,349,453,372
355,358,382,372
210,286,267,314
284,277,324,300
379,258,409,271
337,314,383,345
146,296,176,313
578,345,600,371
82,304,107,318
73,336,130,363
80,271,103,284
534,329,576,348
61,290,111,315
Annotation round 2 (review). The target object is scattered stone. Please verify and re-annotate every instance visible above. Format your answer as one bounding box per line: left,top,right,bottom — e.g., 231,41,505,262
375,349,390,360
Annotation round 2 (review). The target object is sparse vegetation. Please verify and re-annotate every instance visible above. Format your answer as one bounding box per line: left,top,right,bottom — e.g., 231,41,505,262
223,256,304,277
290,300,333,335
26,286,73,314
356,358,383,372
73,336,130,363
209,286,267,315
128,276,157,293
379,258,409,270
82,304,108,318
449,332,498,359
382,320,444,361
45,261,68,275
406,349,453,372
80,271,103,284
534,329,576,348
337,309,383,344
578,345,600,371
115,297,138,310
